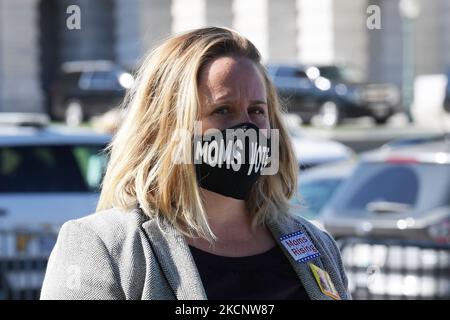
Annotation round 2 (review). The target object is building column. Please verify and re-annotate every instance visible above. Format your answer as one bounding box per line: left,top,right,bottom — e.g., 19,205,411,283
139,0,172,54
441,0,450,69
114,0,172,68
115,0,140,68
296,0,334,64
0,0,43,113
171,0,206,34
233,0,269,61
58,0,115,62
367,0,403,85
267,0,298,63
206,0,233,28
414,0,441,75
333,0,369,73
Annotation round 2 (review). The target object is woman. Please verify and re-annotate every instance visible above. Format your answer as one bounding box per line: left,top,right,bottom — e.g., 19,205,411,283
40,27,351,300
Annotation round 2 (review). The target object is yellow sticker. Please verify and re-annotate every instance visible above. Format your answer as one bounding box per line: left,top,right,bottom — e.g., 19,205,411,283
309,263,341,300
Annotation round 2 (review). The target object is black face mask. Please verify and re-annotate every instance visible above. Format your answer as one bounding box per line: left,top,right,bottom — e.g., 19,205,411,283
193,122,271,200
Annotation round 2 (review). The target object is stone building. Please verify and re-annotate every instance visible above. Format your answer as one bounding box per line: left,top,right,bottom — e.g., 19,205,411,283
0,0,449,113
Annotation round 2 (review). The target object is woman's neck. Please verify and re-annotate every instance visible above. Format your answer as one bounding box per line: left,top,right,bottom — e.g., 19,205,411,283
200,188,255,241
184,188,276,256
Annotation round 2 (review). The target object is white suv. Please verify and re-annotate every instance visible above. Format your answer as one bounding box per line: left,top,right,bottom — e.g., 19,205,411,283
0,113,111,299
0,113,110,255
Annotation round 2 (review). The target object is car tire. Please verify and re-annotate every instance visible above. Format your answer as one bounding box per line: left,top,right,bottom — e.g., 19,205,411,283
47,106,59,121
65,100,84,127
373,115,390,125
317,101,340,128
300,115,312,125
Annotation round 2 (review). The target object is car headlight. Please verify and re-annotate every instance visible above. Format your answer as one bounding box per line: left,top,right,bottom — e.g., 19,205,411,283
314,77,331,91
119,72,134,89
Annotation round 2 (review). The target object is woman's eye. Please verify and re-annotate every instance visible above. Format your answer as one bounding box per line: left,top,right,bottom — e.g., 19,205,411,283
214,106,231,115
249,106,266,115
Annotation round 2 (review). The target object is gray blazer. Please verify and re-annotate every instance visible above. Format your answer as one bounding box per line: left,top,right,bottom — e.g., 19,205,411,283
40,207,351,300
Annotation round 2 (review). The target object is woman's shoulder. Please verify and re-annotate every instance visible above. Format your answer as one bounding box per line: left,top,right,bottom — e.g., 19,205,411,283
41,207,151,299
60,207,150,251
289,215,330,239
71,206,147,230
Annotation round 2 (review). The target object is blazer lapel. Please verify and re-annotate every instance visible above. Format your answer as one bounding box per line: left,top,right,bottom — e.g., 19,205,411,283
141,210,336,300
141,217,208,300
267,217,335,300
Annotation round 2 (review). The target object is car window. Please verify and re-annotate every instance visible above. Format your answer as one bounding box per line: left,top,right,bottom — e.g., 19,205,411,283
0,144,107,193
275,66,307,78
295,70,308,78
318,66,365,83
88,71,121,90
346,166,419,209
62,72,82,89
317,66,342,81
297,178,343,219
331,163,450,215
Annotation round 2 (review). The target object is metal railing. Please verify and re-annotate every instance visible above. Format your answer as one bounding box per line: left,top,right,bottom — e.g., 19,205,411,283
0,229,57,300
337,237,450,300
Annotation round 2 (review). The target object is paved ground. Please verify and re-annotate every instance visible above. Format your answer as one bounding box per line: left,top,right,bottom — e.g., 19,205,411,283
64,112,450,154
301,113,450,153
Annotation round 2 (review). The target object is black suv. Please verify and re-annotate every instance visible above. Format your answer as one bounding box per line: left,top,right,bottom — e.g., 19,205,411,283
267,64,401,127
50,60,134,126
444,69,450,113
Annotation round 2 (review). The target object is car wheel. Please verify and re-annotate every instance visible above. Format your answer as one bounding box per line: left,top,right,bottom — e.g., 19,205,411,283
374,115,390,125
65,100,83,127
318,101,340,128
300,115,312,125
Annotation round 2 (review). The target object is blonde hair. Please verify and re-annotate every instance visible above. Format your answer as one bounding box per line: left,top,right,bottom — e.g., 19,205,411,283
96,27,299,243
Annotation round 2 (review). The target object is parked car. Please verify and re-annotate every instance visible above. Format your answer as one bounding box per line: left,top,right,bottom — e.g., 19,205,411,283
282,114,354,169
0,113,111,298
267,64,401,127
0,113,110,251
321,139,450,243
320,139,450,299
293,160,355,223
50,60,134,126
298,134,448,225
444,69,450,113
381,133,450,150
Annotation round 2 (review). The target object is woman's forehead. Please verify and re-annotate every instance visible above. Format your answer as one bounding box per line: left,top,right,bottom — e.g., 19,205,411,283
198,56,266,102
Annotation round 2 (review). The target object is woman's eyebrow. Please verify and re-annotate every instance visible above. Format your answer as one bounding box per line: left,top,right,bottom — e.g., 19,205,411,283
249,100,267,105
212,99,267,105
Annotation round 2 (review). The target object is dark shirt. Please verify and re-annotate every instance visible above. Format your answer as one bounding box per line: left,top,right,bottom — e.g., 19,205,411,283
188,244,310,300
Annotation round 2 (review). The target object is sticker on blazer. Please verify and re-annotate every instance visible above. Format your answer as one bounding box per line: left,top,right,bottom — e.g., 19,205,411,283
279,230,321,263
309,263,341,300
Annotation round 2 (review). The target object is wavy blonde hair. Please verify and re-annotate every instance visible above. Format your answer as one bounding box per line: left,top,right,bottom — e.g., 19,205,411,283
97,27,299,243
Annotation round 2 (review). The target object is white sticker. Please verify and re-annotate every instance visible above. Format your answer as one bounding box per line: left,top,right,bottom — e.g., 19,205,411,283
280,231,321,263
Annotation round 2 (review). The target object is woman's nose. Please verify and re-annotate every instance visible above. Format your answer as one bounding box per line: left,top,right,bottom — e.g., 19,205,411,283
236,110,253,125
